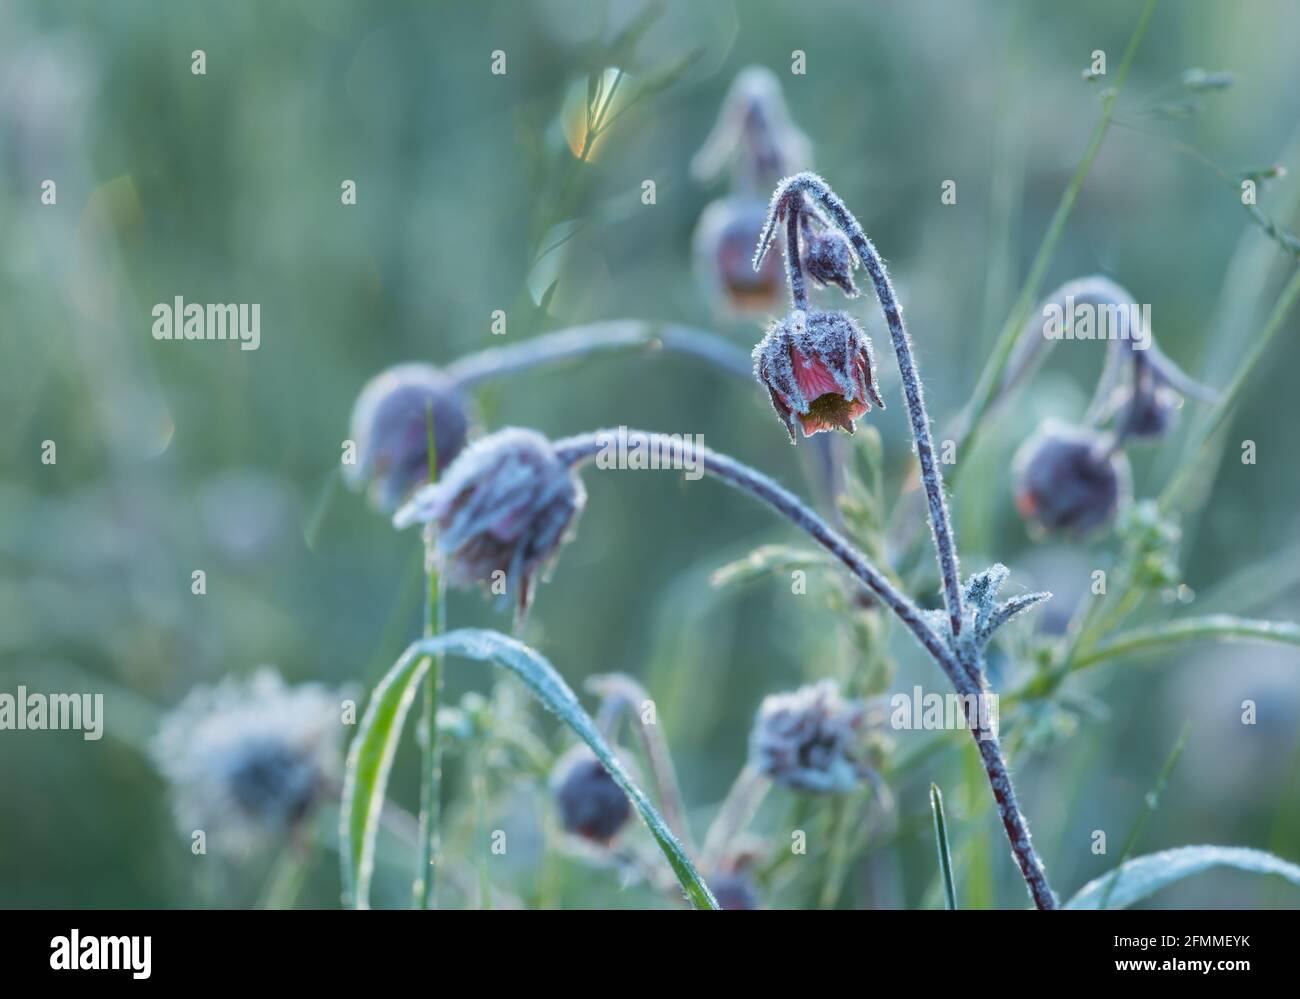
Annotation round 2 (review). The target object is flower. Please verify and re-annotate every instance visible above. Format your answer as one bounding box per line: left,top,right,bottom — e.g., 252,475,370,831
1108,382,1181,440
344,363,471,514
691,66,812,189
1012,420,1131,536
710,873,761,910
151,669,344,854
393,427,585,620
753,309,884,441
549,745,631,843
749,680,870,793
693,196,786,315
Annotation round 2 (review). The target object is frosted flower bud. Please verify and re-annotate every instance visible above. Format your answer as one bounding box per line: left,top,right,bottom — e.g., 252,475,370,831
753,309,884,441
392,428,585,620
749,680,869,793
150,669,344,854
1012,420,1131,536
345,363,471,514
549,745,631,843
694,196,786,316
802,228,858,297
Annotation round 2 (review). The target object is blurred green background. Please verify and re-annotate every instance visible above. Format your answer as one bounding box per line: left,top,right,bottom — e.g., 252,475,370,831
1,0,1297,909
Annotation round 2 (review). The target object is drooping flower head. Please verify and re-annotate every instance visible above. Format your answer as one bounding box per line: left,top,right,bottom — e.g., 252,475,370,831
151,669,344,854
753,309,884,441
1012,420,1131,536
344,363,471,514
693,196,786,316
800,211,859,297
691,66,812,190
393,427,585,621
749,679,870,793
549,745,632,844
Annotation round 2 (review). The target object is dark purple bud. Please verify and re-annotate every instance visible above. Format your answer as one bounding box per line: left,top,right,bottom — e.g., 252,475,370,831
1110,383,1181,440
749,680,869,793
550,746,632,844
802,228,858,297
392,428,585,620
709,873,761,910
345,363,471,514
752,310,885,442
1012,420,1131,536
694,197,785,315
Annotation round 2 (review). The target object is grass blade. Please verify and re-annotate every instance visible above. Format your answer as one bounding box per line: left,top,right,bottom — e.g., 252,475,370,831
341,628,718,909
1067,846,1300,909
930,783,958,910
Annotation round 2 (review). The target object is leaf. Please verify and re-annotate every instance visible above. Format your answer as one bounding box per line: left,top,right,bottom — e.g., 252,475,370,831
1066,846,1300,909
709,544,834,589
930,784,958,910
1074,614,1300,671
341,629,718,910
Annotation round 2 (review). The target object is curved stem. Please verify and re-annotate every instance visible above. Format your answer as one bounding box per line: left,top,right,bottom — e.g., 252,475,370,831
785,199,809,311
770,174,964,637
443,320,754,389
554,429,1058,909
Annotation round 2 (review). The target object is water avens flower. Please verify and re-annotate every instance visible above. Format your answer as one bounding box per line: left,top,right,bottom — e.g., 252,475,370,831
691,66,811,190
393,427,585,621
749,679,869,793
550,745,632,843
753,309,884,441
151,669,343,854
693,196,786,315
1013,420,1131,536
345,363,471,514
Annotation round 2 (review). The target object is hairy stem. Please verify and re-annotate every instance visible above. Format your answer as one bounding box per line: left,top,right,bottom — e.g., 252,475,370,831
443,320,754,388
554,429,1057,909
771,173,964,637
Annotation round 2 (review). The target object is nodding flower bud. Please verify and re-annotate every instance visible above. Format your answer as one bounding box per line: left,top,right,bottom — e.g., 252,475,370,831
1109,382,1181,440
753,309,884,441
151,670,344,854
1012,420,1131,537
694,196,786,316
801,225,858,298
710,873,761,910
549,745,632,843
749,680,869,793
392,428,585,621
345,363,471,514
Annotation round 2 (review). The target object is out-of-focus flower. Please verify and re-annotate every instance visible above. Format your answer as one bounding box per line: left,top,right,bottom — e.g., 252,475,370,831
344,363,471,514
753,310,884,441
710,873,761,910
693,196,786,316
393,428,585,621
151,669,343,854
749,680,870,793
549,745,631,843
1012,420,1131,536
691,66,812,189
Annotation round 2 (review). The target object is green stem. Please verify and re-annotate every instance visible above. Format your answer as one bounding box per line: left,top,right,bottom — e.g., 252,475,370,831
930,784,958,911
949,0,1159,482
413,568,445,908
1160,267,1300,510
1071,615,1300,673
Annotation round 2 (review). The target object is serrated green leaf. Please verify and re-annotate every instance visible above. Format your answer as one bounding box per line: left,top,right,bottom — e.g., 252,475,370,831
1066,846,1300,909
341,628,717,909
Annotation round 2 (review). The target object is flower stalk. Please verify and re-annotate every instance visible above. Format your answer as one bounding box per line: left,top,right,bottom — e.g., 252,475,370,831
553,429,1058,908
